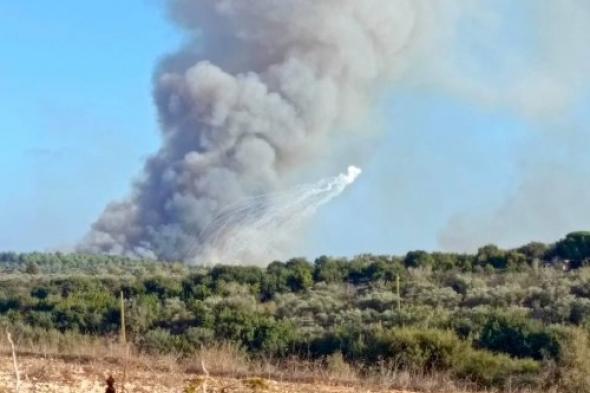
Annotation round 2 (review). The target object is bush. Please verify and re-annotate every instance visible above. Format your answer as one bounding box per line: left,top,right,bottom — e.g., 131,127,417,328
139,328,172,353
477,312,559,360
213,307,296,355
184,327,215,347
454,347,539,387
139,328,186,354
372,328,461,371
371,327,539,387
370,327,540,387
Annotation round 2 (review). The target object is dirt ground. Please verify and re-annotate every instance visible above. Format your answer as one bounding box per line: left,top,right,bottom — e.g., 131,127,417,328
0,354,412,393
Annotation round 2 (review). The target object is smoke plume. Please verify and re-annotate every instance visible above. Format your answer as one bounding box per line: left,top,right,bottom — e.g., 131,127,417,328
81,0,445,262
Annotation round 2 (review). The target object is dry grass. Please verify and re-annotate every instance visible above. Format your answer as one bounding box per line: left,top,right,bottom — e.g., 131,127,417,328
0,353,395,393
0,337,548,393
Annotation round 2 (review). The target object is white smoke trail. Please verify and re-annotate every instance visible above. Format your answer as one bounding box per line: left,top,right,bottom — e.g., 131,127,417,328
193,166,361,264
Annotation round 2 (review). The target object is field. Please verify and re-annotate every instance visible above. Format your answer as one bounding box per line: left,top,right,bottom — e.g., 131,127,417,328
0,351,421,393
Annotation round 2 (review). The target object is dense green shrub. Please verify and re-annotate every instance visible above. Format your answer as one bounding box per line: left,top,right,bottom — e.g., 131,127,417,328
371,328,462,371
453,347,539,387
139,328,182,354
477,312,559,360
309,326,540,388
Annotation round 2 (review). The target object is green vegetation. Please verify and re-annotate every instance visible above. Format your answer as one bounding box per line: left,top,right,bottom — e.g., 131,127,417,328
3,232,590,391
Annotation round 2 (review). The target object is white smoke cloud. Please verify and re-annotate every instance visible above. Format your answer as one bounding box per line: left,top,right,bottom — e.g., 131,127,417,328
81,0,455,262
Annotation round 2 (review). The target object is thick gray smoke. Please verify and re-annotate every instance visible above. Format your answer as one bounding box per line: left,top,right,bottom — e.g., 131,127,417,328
82,0,445,262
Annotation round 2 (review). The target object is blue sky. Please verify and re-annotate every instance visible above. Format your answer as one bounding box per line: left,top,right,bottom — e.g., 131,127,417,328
1,1,589,257
0,1,179,250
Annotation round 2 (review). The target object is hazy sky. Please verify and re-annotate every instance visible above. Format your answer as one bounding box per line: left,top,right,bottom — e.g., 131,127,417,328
2,1,590,258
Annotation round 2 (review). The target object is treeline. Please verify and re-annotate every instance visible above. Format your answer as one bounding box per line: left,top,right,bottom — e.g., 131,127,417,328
2,232,590,391
3,231,590,277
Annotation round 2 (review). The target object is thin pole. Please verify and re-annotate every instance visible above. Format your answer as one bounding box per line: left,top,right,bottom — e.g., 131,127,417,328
396,274,401,313
120,290,126,344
